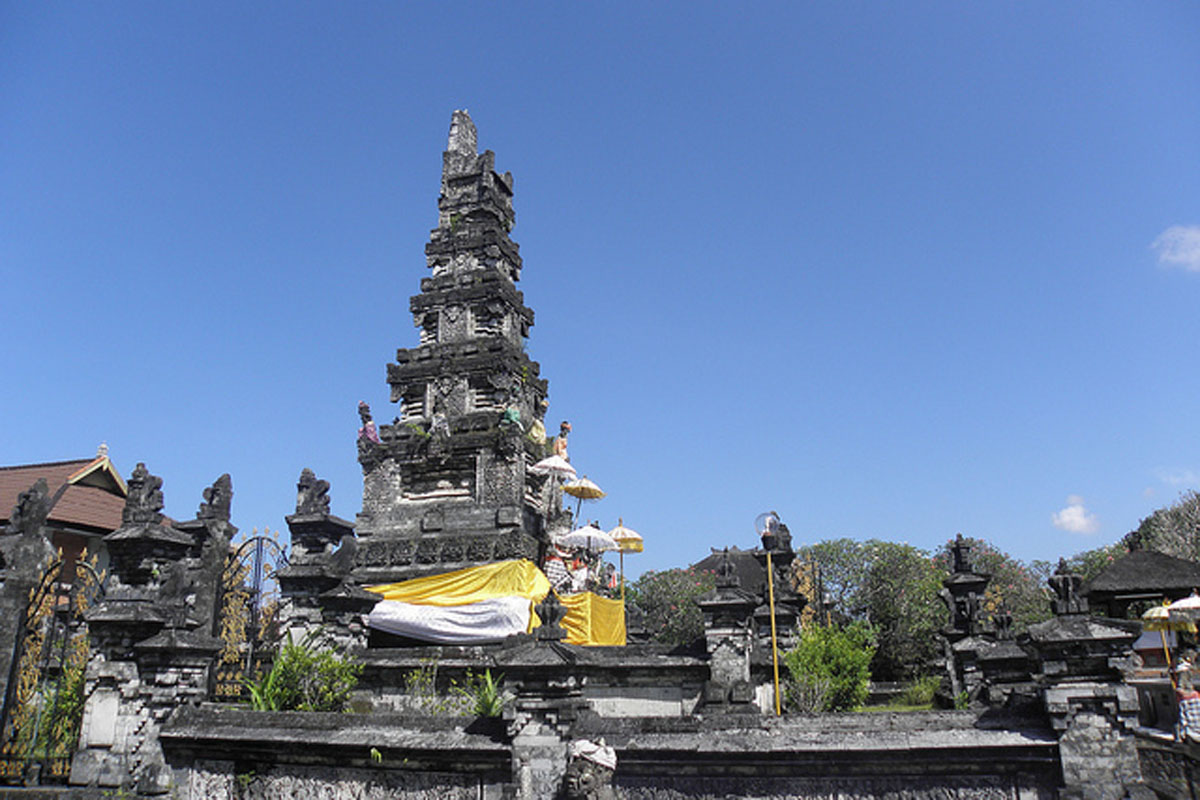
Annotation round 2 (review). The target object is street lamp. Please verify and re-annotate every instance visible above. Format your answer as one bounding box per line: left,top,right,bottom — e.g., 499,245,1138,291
755,511,783,716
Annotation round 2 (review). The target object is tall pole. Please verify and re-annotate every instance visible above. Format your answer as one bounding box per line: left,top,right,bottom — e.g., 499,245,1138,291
766,549,781,716
619,549,626,603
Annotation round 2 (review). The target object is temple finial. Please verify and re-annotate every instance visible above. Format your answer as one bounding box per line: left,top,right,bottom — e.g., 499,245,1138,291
447,110,477,156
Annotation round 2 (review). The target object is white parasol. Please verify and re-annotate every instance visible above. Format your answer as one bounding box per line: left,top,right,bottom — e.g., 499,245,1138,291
556,524,618,553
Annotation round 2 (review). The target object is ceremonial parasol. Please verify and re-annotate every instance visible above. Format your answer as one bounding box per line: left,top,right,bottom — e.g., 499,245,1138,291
563,476,606,520
608,518,643,602
1144,603,1196,687
556,524,618,553
530,456,578,528
1169,591,1200,621
531,455,577,480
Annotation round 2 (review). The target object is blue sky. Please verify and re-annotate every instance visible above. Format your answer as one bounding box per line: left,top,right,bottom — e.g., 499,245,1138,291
2,3,1199,576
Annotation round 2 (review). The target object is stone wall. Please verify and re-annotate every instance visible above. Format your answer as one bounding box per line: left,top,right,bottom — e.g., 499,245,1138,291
154,706,1063,800
1136,733,1200,800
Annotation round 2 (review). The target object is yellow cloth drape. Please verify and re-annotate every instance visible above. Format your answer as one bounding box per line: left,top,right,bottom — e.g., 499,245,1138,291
365,560,625,645
559,591,626,646
366,559,550,607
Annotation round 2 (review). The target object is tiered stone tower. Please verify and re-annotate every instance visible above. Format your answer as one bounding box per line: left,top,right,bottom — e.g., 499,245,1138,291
354,110,561,585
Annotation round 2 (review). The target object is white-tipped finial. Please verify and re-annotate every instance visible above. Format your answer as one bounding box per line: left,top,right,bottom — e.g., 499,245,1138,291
447,109,477,156
97,442,109,458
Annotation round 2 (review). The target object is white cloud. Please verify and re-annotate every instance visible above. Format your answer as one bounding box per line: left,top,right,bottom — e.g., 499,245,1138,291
1156,468,1200,488
1052,496,1099,534
1152,225,1200,272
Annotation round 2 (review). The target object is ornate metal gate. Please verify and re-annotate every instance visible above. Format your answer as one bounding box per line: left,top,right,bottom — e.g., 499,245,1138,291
0,554,104,785
214,528,288,699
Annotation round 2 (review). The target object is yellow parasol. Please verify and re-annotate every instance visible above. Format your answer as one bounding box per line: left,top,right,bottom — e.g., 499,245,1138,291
607,518,643,602
1144,603,1196,687
563,476,606,520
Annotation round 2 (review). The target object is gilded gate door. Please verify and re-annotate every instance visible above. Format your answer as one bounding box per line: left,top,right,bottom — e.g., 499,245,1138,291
0,554,103,785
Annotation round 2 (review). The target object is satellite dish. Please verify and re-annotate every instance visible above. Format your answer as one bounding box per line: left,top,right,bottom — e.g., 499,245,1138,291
754,511,780,538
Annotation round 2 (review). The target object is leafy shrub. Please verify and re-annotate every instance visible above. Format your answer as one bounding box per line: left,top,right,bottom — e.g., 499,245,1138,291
626,567,716,646
783,672,831,713
452,668,507,717
900,675,940,707
783,622,875,711
245,629,362,712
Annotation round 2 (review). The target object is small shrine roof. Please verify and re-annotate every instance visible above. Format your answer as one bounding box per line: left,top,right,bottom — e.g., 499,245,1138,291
1085,549,1200,596
692,547,765,595
0,453,127,534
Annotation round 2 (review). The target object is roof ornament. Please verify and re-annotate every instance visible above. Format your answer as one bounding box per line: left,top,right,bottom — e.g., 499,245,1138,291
6,478,52,537
97,442,109,458
1049,558,1088,616
197,474,233,522
122,463,165,525
295,468,331,516
447,109,477,155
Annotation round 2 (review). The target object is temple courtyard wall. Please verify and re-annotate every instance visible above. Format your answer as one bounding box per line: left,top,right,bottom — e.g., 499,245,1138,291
153,706,1060,800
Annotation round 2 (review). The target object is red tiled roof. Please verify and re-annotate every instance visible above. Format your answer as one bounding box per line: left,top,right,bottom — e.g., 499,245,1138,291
0,459,126,534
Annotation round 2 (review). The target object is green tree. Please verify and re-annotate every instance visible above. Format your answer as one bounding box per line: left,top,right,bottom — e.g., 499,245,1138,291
793,538,868,623
1063,540,1128,583
626,567,716,646
860,541,943,682
783,621,875,711
796,539,941,681
1127,490,1200,560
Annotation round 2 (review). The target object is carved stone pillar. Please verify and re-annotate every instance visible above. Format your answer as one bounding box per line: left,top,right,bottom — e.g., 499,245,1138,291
1025,561,1147,800
697,549,759,713
277,469,378,651
71,467,228,794
497,638,590,800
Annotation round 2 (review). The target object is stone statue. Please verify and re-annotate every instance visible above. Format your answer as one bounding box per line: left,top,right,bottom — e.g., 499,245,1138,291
992,605,1013,640
5,477,52,537
197,473,233,521
716,547,739,587
562,739,617,800
534,591,568,641
123,463,165,524
357,401,382,445
295,468,331,516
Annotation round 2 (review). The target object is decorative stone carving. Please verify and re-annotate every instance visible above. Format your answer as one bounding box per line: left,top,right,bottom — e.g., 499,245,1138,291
296,468,331,515
535,592,568,641
939,533,991,641
951,532,974,573
992,605,1014,640
196,473,232,521
122,462,164,524
4,479,51,542
562,739,617,800
5,476,52,536
1048,558,1089,615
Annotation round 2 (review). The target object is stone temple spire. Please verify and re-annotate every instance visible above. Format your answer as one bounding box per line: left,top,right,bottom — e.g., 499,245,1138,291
353,111,558,585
